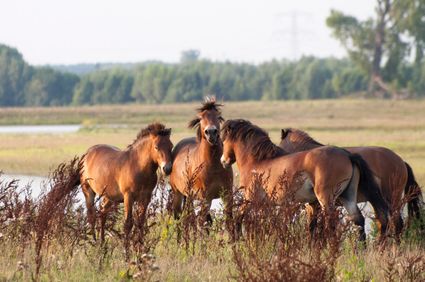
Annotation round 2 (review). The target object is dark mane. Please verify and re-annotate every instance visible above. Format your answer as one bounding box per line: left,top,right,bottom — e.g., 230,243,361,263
222,119,287,161
128,123,171,148
188,96,225,141
281,128,324,150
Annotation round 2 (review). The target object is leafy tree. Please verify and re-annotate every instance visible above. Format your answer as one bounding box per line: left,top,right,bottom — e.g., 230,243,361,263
131,65,172,103
24,67,79,106
72,77,93,105
327,0,425,98
332,67,368,96
0,45,32,106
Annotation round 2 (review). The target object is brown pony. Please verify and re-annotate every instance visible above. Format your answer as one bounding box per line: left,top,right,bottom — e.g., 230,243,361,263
80,123,173,242
280,127,423,232
220,119,390,240
169,98,233,234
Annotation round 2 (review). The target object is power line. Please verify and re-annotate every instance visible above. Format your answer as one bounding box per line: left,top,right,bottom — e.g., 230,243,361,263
273,11,313,60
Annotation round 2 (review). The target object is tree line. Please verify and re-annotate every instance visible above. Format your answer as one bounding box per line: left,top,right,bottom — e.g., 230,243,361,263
0,44,379,107
0,0,425,106
1,45,424,107
1,0,425,107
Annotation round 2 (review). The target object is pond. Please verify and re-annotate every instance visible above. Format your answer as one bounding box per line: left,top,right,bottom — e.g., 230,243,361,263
0,174,223,211
0,124,81,134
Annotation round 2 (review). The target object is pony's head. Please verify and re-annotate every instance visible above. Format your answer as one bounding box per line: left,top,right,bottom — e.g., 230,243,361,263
221,119,286,168
220,119,245,168
135,123,173,175
188,96,224,146
279,128,323,153
279,128,293,151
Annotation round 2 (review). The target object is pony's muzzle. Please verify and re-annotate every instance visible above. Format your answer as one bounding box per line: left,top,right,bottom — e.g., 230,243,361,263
162,162,172,175
220,155,231,169
204,127,219,145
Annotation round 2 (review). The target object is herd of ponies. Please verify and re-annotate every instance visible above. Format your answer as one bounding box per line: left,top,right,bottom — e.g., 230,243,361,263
70,97,423,244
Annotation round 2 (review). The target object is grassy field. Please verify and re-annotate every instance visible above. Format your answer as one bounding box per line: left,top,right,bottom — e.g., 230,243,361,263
0,99,424,184
0,99,424,281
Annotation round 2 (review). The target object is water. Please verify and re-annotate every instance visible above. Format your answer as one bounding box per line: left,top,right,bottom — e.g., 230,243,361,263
0,124,81,134
1,174,47,198
1,174,378,233
0,174,222,210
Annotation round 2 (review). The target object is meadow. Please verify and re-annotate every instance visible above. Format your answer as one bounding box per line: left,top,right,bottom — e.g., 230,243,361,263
0,99,424,281
0,99,424,183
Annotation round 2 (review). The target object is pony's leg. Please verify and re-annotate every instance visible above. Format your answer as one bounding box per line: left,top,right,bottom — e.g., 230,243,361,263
305,202,320,235
340,197,366,241
199,200,213,234
394,215,403,241
123,192,134,259
82,183,96,241
222,186,235,241
137,191,153,228
123,193,134,235
172,190,184,220
314,184,343,242
99,197,112,243
171,190,184,243
235,186,253,240
339,173,366,241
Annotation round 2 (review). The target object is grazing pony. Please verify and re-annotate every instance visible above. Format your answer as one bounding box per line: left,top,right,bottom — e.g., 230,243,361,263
169,98,234,235
80,123,173,242
220,119,390,240
280,128,423,233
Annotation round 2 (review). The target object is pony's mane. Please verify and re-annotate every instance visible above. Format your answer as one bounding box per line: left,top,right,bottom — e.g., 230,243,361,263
188,96,224,141
222,119,286,161
128,123,171,148
281,128,323,150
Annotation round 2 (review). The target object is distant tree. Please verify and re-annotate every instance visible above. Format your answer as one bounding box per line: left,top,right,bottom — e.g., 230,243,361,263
180,49,200,63
332,67,368,96
265,68,292,100
131,65,172,103
327,0,425,98
306,60,335,99
72,77,93,105
0,45,32,106
24,67,79,106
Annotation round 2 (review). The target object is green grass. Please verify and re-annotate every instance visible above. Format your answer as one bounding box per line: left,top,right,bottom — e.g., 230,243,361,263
0,99,424,184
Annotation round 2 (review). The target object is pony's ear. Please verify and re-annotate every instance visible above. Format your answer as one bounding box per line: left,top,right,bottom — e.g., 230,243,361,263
188,118,202,141
281,129,288,139
166,128,172,135
188,118,201,129
196,110,206,120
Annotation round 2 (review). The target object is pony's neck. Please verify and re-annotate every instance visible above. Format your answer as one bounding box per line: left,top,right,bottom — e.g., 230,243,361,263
130,139,158,172
295,141,320,152
234,138,288,168
233,141,256,169
199,137,222,163
286,135,322,153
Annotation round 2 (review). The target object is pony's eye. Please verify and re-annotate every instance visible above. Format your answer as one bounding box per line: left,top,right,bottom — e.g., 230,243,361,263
154,146,159,151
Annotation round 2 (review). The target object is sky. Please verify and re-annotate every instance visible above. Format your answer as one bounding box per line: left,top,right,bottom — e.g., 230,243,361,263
0,0,375,65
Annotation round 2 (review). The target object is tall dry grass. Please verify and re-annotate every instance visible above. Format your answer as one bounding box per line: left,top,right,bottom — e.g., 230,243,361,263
0,158,424,281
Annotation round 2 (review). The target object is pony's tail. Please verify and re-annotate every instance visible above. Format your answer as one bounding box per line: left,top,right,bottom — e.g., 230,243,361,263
74,155,84,187
404,162,423,220
349,153,390,232
52,154,83,192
